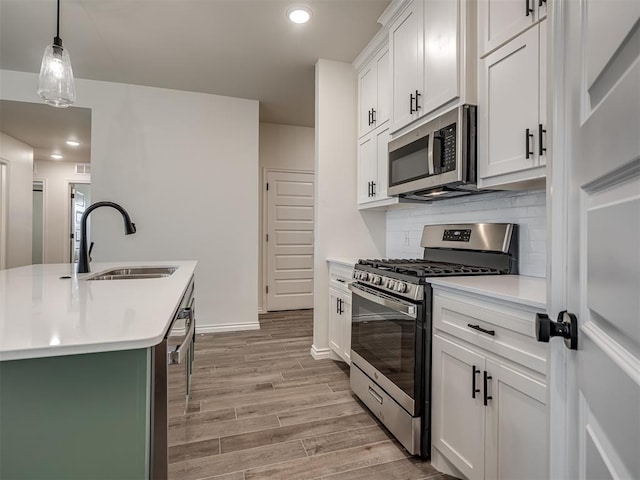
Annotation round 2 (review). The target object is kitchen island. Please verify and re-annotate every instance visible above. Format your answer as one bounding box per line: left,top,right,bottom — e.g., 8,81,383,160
0,261,197,479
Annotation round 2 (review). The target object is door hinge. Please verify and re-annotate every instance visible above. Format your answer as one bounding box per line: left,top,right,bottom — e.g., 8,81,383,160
266,234,269,242
266,285,269,294
71,193,75,199
266,182,269,191
70,233,74,239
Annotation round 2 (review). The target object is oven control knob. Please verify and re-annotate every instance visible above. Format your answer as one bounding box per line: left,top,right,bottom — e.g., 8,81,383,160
395,282,408,293
372,276,382,285
361,272,369,281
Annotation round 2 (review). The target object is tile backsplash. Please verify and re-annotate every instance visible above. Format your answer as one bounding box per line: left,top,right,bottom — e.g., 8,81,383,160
386,189,546,278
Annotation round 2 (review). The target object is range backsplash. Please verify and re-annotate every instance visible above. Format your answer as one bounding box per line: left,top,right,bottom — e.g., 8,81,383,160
386,190,546,278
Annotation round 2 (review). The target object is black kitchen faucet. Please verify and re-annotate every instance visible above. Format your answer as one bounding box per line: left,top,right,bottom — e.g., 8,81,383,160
77,201,136,274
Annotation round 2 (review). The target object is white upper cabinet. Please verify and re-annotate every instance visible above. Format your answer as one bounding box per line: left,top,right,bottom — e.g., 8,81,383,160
358,44,390,138
423,0,460,114
355,31,399,209
389,1,424,130
478,18,547,188
386,0,475,134
479,0,546,57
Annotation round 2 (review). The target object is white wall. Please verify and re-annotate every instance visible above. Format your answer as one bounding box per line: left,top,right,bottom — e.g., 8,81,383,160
258,122,315,312
386,189,547,277
33,160,90,264
312,59,386,356
0,132,33,268
1,69,260,332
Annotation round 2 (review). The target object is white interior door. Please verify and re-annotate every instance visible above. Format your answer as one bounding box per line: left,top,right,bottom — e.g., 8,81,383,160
552,1,640,478
266,170,314,311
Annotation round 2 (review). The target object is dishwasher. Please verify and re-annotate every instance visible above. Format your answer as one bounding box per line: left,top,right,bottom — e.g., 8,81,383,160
151,276,195,479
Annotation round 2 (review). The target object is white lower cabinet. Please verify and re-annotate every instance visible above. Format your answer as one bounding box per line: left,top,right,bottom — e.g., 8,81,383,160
328,286,352,364
431,287,548,480
327,260,354,364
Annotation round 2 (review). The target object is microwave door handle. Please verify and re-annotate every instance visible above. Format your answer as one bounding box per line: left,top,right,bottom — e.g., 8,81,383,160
349,284,417,319
168,307,196,365
427,131,436,176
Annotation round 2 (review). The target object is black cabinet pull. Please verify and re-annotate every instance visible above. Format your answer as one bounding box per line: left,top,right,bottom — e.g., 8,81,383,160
467,323,496,336
410,93,416,114
415,90,421,111
538,124,547,155
338,298,344,315
526,0,533,16
371,181,376,196
367,109,372,126
371,108,376,125
483,370,493,406
472,365,480,399
525,128,534,159
538,0,546,7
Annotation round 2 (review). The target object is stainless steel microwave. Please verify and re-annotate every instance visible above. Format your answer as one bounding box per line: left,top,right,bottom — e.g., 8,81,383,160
388,105,477,200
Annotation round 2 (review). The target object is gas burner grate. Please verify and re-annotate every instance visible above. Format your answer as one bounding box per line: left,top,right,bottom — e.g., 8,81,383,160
357,259,502,277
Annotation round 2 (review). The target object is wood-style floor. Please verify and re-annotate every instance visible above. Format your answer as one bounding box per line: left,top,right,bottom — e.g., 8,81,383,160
168,309,451,480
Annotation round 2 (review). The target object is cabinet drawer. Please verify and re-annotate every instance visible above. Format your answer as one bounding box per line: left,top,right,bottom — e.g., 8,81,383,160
432,290,546,374
328,261,354,293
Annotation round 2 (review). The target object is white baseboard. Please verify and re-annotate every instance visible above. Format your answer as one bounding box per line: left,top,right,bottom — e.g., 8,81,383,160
195,322,261,334
258,307,266,314
310,345,332,360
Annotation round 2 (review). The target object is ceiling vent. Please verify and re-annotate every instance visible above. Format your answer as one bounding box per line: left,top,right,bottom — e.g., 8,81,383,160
75,164,91,175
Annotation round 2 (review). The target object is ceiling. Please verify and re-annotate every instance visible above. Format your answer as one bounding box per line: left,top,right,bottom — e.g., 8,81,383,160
0,0,391,128
0,100,91,163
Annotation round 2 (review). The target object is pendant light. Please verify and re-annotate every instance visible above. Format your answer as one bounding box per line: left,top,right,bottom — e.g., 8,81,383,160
37,0,76,108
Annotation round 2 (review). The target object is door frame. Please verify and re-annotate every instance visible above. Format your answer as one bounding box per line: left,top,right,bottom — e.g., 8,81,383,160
261,167,314,313
547,0,569,477
67,180,90,263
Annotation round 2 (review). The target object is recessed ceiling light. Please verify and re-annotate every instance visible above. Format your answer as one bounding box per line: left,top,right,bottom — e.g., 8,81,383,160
51,153,63,160
287,6,312,24
66,140,80,147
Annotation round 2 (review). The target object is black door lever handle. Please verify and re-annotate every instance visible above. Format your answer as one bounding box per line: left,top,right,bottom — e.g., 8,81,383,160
536,310,578,350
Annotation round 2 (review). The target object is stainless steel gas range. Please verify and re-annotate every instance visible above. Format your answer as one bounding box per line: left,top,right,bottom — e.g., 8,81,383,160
348,223,518,458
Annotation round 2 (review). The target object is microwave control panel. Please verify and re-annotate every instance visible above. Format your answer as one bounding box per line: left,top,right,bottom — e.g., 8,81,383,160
434,123,457,174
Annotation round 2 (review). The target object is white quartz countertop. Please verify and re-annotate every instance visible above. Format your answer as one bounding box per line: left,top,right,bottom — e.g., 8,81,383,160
326,257,358,267
428,275,547,310
0,261,197,361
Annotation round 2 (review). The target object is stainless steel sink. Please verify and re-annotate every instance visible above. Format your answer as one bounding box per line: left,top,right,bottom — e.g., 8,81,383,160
85,266,177,281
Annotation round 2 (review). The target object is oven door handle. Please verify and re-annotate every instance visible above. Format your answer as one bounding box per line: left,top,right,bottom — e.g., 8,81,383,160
349,284,417,319
168,306,196,365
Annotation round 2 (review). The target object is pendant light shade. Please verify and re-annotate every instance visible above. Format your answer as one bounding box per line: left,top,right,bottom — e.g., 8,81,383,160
38,0,76,108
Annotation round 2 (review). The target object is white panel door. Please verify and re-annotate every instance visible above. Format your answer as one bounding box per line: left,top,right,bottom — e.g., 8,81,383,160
552,1,640,478
266,170,314,311
432,334,486,480
479,26,539,179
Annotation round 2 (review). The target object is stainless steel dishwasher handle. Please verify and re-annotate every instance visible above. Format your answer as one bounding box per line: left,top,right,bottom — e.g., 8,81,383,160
168,307,195,365
349,283,417,319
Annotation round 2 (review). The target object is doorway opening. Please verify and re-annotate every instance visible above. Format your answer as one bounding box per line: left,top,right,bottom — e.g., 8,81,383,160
69,183,91,263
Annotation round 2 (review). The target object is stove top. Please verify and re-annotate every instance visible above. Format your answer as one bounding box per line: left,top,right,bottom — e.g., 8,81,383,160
351,224,518,300
356,259,502,277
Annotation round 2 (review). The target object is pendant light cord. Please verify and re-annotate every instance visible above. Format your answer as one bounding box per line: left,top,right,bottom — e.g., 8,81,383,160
53,0,62,47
